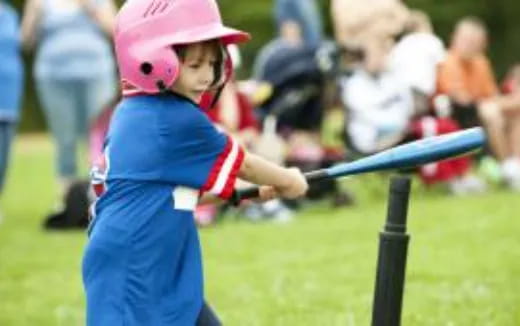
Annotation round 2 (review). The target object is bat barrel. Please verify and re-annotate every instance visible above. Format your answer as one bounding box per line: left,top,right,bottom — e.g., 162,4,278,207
371,176,411,326
328,127,485,179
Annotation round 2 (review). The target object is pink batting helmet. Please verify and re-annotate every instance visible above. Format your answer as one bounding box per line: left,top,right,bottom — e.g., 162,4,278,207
115,0,250,94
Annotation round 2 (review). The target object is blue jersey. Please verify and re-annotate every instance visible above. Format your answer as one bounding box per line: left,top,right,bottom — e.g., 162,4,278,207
82,93,244,326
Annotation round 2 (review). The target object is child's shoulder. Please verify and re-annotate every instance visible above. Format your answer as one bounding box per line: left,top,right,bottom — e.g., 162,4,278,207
120,93,198,110
117,93,209,126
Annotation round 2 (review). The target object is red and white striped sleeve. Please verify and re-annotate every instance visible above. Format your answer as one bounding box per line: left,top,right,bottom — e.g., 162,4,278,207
201,135,245,199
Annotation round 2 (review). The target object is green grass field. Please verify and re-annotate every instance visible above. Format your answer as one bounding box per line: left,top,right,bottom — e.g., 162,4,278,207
0,135,519,325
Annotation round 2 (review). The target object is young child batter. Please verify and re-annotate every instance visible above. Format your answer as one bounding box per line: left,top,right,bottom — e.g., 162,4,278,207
82,0,308,325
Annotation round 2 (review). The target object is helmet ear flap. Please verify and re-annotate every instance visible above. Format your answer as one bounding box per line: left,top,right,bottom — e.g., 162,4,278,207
134,47,181,93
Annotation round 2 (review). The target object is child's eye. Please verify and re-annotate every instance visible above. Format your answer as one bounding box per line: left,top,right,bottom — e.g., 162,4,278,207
189,64,201,69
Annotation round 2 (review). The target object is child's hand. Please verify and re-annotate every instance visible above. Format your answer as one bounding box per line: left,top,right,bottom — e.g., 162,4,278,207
275,168,308,199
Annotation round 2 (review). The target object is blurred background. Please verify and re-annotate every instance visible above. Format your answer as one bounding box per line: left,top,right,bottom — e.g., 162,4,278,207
9,0,520,132
1,0,519,325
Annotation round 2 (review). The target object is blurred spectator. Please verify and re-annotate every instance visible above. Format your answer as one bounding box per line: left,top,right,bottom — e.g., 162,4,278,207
437,17,520,189
274,0,322,48
254,0,323,79
437,17,498,129
331,0,409,67
253,6,323,132
397,12,485,194
255,2,357,207
341,54,414,154
478,65,520,190
388,10,446,114
341,10,486,195
21,0,117,201
0,0,24,219
21,0,117,227
252,1,323,174
332,0,412,154
340,23,414,155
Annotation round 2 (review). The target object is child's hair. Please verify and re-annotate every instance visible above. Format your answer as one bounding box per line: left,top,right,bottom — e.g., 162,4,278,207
173,39,226,88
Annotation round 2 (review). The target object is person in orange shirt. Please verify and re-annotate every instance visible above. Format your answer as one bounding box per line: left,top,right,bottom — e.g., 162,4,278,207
437,17,498,129
438,17,520,190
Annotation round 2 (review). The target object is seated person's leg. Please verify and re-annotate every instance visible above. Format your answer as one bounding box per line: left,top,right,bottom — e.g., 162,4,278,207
478,101,508,161
500,107,520,189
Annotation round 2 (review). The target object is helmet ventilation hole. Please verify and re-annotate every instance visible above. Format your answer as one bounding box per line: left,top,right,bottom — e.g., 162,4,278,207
140,62,153,75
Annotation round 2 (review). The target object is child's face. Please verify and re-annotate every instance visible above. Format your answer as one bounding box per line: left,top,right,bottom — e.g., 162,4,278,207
171,43,219,102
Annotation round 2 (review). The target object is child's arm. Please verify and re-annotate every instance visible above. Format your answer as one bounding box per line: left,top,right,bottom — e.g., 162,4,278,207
198,185,277,205
238,152,308,199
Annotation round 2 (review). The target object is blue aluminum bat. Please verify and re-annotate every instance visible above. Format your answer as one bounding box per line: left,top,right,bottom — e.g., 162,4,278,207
230,127,486,204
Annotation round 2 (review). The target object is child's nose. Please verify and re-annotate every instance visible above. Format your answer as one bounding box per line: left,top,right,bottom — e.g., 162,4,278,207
201,66,214,85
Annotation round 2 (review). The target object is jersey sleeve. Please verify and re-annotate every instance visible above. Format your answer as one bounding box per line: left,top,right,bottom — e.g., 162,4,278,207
199,133,245,199
159,105,245,199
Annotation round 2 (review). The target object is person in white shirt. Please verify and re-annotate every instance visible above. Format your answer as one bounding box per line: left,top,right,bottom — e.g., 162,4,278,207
341,68,414,154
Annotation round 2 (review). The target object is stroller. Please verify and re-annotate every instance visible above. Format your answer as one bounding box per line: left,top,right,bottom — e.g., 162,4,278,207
253,41,354,205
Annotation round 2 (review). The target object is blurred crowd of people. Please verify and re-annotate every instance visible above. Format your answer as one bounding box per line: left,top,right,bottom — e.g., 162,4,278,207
1,0,519,229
